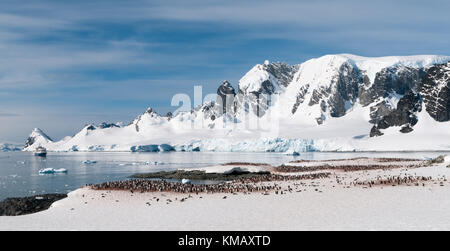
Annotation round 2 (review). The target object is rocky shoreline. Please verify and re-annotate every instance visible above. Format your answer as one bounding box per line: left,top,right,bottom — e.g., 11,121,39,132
0,194,67,216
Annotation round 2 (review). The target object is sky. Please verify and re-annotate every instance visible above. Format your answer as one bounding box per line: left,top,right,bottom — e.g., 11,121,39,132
0,0,449,143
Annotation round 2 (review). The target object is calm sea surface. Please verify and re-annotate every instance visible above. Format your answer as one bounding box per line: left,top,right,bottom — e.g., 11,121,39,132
0,151,447,200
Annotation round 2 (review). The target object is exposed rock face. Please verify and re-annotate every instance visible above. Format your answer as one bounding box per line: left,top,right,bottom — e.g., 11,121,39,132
85,125,96,131
98,122,120,129
0,194,67,216
298,61,365,121
288,56,442,130
216,81,236,115
361,66,426,125
291,84,309,114
421,62,450,122
369,101,395,124
264,62,298,88
370,91,422,137
369,61,450,136
370,66,426,100
237,62,298,117
327,62,363,117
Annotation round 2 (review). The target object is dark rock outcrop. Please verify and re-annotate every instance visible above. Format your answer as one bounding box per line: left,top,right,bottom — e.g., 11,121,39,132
98,122,120,129
369,101,395,124
366,66,426,104
303,62,364,122
216,81,236,115
0,194,67,216
291,84,309,114
370,91,422,137
86,125,96,131
420,62,450,122
360,66,427,127
328,62,363,117
264,62,298,88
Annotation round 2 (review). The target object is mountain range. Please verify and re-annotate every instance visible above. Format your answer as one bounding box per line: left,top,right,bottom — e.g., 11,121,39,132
22,54,450,152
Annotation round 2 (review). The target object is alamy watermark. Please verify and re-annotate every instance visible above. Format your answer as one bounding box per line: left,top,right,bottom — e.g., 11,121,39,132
170,85,281,138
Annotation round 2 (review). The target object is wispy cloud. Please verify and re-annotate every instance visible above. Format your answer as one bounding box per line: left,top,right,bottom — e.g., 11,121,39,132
0,111,20,117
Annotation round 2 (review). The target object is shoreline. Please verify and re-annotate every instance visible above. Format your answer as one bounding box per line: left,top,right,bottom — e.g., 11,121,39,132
13,149,450,153
0,194,67,216
2,177,450,231
1,156,449,230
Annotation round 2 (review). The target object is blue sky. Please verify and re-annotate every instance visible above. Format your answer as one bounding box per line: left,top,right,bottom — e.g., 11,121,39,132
0,0,449,143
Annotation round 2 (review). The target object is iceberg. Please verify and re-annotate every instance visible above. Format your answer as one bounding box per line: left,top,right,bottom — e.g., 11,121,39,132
39,168,68,174
83,160,98,164
285,150,300,156
181,179,192,184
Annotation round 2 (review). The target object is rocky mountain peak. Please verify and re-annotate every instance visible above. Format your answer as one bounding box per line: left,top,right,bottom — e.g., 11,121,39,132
217,81,235,96
144,107,158,115
235,61,298,117
216,80,236,115
131,107,164,132
24,128,53,150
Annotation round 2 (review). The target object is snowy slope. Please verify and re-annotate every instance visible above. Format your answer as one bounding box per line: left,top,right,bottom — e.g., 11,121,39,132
22,54,450,152
23,128,53,150
276,54,450,124
338,54,450,83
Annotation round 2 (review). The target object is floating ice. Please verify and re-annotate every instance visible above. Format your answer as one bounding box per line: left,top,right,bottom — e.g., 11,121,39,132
83,160,98,164
181,179,192,184
285,150,300,156
39,168,68,174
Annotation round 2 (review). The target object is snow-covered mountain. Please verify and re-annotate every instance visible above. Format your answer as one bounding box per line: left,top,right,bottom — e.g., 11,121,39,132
23,54,450,152
24,128,53,149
